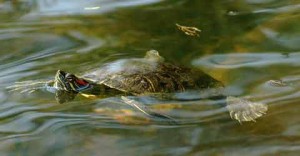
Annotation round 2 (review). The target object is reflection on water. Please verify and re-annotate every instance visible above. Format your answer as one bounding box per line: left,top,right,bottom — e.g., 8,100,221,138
193,52,300,68
6,0,162,17
1,0,300,155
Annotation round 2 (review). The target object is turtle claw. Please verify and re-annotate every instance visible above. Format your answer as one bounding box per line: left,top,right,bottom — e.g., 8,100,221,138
226,96,268,123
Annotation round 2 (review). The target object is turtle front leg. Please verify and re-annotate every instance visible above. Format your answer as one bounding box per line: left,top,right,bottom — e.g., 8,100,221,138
121,96,177,124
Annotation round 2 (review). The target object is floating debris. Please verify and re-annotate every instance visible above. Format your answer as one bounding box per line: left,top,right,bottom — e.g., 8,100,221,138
176,23,201,37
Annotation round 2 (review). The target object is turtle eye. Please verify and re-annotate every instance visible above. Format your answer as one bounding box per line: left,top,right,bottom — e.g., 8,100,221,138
66,75,75,82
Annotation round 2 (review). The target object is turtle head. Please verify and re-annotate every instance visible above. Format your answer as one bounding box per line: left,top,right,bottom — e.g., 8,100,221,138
54,70,91,92
145,50,165,62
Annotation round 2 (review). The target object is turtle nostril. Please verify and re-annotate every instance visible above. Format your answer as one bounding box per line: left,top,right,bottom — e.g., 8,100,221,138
65,73,73,78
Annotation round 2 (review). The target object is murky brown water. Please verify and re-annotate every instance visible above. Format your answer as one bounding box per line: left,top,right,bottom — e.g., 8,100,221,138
0,0,300,155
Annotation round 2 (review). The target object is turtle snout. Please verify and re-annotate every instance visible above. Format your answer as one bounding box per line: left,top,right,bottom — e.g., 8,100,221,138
57,70,66,78
54,70,72,91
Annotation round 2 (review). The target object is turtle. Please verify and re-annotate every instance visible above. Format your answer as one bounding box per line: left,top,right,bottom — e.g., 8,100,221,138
8,50,268,123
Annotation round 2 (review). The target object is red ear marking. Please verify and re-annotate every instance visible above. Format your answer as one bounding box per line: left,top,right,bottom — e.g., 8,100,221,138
76,79,88,85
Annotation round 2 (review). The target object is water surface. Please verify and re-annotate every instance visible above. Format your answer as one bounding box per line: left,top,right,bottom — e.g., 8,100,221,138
1,0,300,155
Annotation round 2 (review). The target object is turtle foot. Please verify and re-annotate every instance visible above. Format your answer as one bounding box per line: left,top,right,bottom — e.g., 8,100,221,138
226,96,268,123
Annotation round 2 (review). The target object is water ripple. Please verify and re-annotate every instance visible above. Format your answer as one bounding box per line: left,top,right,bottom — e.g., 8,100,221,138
253,4,300,14
193,52,300,69
23,0,162,17
0,111,113,141
0,0,299,155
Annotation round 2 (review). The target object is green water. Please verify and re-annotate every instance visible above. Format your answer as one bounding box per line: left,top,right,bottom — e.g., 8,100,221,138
1,0,300,155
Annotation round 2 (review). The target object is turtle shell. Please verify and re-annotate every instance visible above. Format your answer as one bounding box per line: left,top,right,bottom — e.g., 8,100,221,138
83,50,223,94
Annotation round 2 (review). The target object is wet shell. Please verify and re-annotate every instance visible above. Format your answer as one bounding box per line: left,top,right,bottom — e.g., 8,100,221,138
82,50,223,94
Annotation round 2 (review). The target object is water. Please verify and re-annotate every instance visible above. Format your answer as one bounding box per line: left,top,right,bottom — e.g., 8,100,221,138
1,0,300,155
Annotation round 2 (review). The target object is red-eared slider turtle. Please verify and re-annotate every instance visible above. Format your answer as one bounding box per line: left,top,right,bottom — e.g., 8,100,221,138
9,50,268,123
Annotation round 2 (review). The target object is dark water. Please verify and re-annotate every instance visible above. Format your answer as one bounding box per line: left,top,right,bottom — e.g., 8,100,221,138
1,0,300,155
